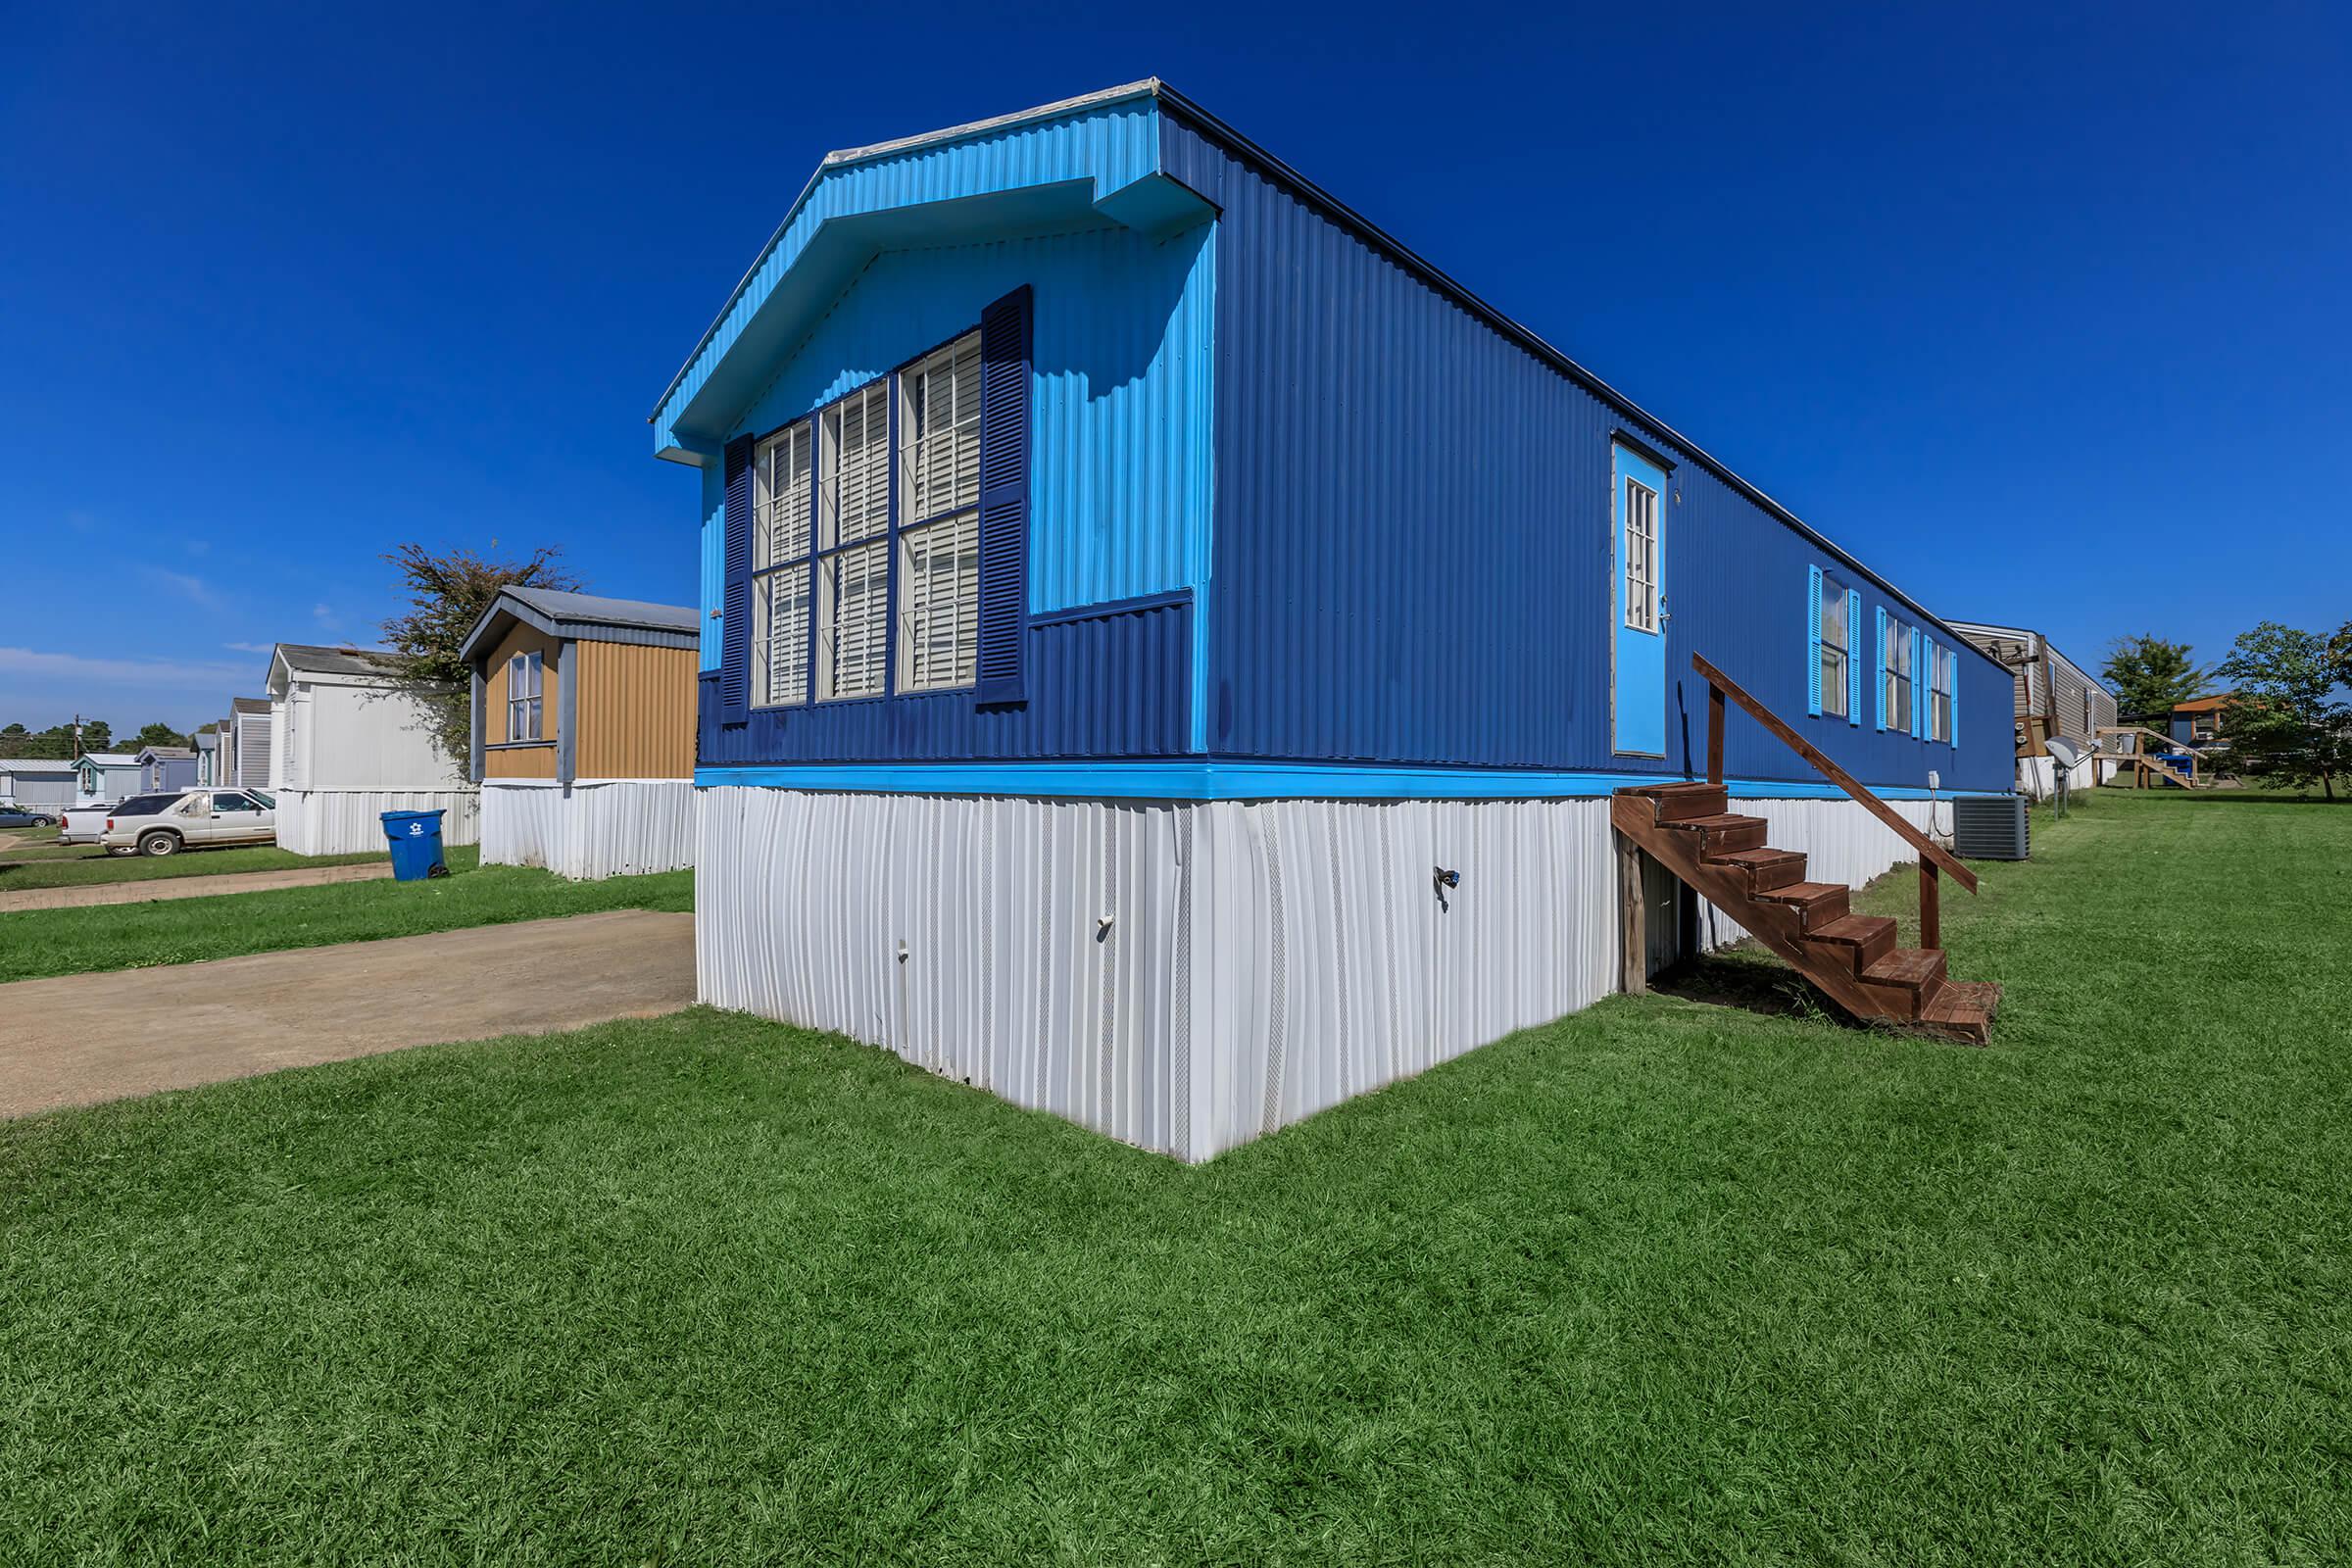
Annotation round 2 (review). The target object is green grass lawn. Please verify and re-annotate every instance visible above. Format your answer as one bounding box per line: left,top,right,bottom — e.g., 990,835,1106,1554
0,856,690,982
4,791,2348,1563
0,839,403,890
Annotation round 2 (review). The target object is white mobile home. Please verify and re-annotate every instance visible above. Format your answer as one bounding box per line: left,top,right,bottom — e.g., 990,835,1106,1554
0,759,79,809
264,643,478,856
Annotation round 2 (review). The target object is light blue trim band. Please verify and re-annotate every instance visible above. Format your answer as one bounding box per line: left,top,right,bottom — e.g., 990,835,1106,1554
692,759,2011,804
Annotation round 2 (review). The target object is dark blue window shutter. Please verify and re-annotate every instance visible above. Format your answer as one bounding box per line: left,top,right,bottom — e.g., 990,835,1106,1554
719,433,755,723
975,284,1032,706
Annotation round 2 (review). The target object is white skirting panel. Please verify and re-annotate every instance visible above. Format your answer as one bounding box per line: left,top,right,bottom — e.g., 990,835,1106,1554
481,781,697,880
275,788,480,858
699,789,1622,1162
697,789,1195,1158
698,787,1983,1161
2017,755,2096,800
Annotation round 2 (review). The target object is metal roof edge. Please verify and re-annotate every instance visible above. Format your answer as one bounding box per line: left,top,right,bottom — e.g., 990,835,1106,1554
649,79,1164,424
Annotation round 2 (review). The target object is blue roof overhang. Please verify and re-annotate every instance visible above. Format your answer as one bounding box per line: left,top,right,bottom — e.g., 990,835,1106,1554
651,80,1214,466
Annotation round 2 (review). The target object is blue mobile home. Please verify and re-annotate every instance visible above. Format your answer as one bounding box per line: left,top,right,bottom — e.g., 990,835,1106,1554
656,80,2013,1159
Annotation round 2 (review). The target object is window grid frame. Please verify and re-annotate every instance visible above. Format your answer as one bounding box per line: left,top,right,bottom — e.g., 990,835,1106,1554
752,418,815,710
1621,475,1659,633
896,331,983,694
1820,577,1851,720
505,650,544,743
1884,616,1915,735
738,322,989,712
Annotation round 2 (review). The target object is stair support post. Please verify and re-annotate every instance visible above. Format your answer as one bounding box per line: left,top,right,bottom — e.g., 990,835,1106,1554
1707,685,1726,786
1920,858,1940,952
1617,829,1646,997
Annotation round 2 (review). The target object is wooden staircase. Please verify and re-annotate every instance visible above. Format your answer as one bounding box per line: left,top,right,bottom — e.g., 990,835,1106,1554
1613,783,1998,1044
1615,655,2002,1046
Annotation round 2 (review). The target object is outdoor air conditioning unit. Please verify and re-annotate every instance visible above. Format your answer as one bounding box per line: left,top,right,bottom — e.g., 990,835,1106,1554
1952,795,2030,860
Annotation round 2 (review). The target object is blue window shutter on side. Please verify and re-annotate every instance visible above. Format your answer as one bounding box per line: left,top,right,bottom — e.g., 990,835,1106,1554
1845,589,1862,726
719,433,754,724
975,284,1033,706
1911,630,1926,738
1806,565,1824,716
1874,607,1887,732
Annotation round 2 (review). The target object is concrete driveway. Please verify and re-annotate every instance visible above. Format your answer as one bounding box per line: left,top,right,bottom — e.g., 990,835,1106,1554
0,861,394,913
0,909,696,1118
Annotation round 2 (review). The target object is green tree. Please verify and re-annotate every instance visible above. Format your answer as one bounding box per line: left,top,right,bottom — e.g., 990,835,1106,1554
2101,635,2207,729
379,541,581,765
132,721,190,750
2215,621,2352,800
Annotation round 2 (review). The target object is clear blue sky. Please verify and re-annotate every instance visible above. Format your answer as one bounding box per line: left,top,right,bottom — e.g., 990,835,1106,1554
4,1,2345,730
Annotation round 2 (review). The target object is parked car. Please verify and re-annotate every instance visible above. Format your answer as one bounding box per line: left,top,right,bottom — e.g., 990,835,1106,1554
57,802,116,846
98,789,277,857
0,806,60,828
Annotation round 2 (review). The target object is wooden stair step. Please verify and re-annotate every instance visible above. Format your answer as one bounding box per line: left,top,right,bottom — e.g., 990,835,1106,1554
1643,782,1729,822
1715,848,1805,891
1671,812,1768,853
1919,980,2002,1046
1804,913,1897,970
1861,948,1947,992
1757,880,1849,927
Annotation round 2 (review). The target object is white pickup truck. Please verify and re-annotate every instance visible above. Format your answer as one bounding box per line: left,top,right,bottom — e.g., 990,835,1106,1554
58,802,117,847
97,789,277,857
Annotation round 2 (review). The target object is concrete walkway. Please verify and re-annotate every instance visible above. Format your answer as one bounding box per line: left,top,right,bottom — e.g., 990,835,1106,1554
0,860,394,913
0,909,696,1118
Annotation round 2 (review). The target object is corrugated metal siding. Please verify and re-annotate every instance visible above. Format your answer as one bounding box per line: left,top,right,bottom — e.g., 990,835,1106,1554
234,711,272,791
578,642,697,780
698,786,1194,1158
481,781,696,879
274,788,479,857
700,595,1192,766
483,622,561,779
657,99,1161,453
1184,796,1618,1160
3,766,77,808
700,464,724,671
1160,118,2015,798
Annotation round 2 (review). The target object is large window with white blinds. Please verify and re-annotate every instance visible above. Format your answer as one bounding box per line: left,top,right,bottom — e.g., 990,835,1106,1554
752,420,811,708
818,381,892,700
896,334,981,691
748,328,986,708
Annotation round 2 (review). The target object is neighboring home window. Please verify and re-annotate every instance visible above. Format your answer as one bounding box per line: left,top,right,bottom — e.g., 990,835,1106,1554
753,419,813,708
507,650,543,741
1930,645,1956,742
2082,690,2093,737
1820,579,1852,719
1621,470,1658,632
1883,615,1915,733
817,381,891,700
897,333,982,691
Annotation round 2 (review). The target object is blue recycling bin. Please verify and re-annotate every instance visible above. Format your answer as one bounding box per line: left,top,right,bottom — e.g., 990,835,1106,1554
380,808,449,881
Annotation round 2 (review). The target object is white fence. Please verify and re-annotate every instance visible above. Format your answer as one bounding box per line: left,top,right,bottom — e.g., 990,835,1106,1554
274,788,479,858
480,780,696,880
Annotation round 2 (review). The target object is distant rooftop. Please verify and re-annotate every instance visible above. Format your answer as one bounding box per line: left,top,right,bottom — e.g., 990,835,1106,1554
274,643,398,676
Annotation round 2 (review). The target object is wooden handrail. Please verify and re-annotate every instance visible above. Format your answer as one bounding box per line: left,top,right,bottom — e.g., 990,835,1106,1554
2095,724,2214,758
1692,653,1979,895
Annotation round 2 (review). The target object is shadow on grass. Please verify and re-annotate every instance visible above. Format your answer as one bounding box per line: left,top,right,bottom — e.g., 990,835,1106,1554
1648,948,1861,1031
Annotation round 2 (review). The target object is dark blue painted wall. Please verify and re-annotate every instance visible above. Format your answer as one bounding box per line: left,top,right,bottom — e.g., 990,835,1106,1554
1160,112,2013,796
700,594,1192,765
